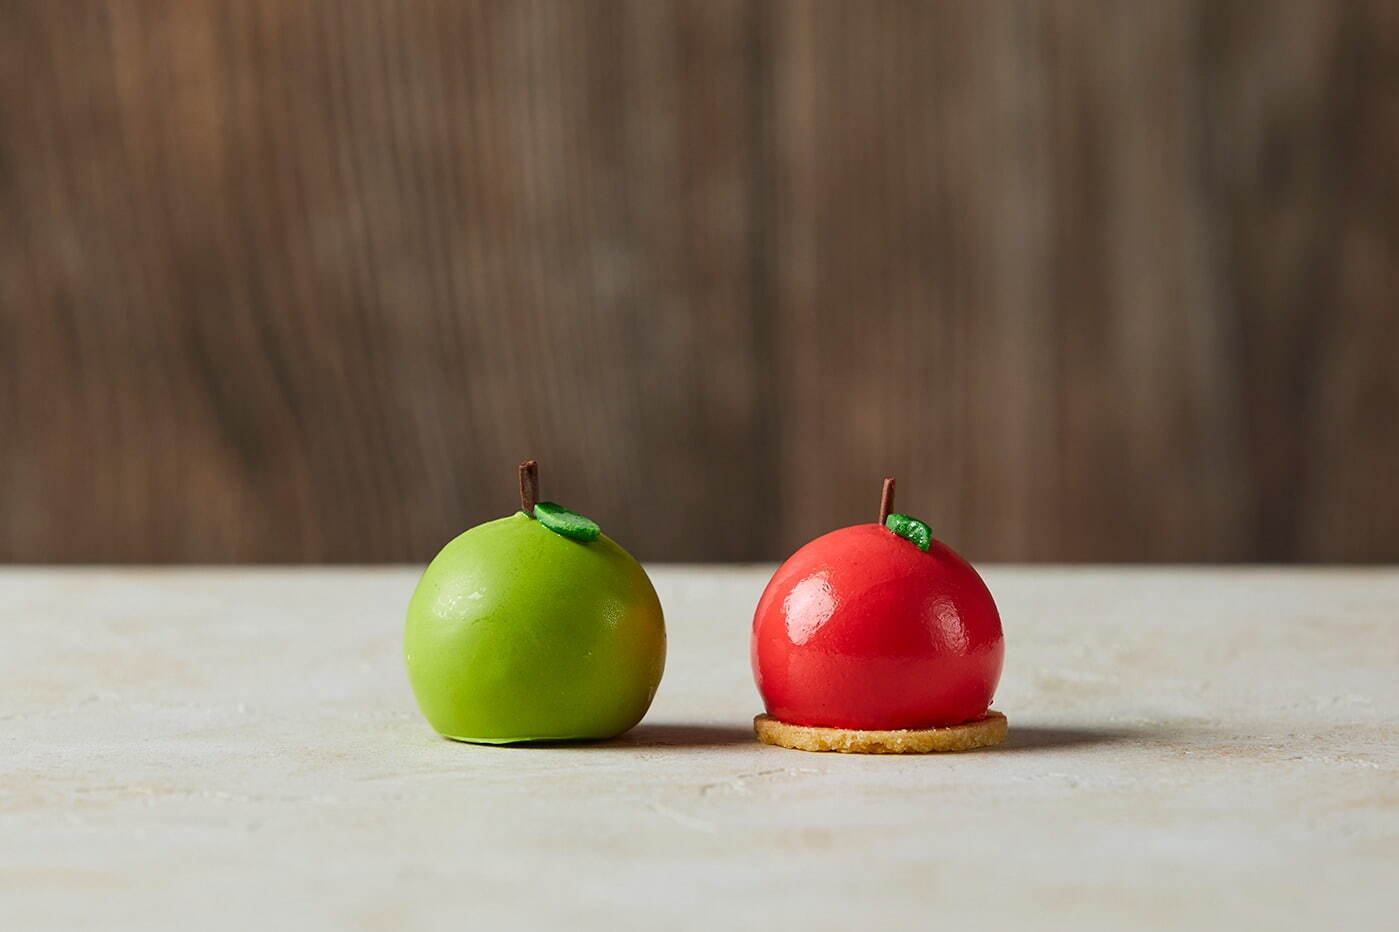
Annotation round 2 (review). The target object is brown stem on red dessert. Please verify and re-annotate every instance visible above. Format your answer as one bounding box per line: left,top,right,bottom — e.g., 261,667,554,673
878,477,896,525
519,460,539,516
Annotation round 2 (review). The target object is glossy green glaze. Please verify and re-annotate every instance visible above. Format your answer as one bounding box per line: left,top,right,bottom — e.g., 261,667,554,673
405,512,665,743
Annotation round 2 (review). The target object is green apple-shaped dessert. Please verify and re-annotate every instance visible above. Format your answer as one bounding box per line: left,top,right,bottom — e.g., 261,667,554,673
405,461,665,743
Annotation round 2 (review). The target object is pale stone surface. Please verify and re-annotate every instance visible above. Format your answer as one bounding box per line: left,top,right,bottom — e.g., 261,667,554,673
1,566,1396,930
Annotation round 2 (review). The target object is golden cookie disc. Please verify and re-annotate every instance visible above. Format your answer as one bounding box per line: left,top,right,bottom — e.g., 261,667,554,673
753,710,1008,754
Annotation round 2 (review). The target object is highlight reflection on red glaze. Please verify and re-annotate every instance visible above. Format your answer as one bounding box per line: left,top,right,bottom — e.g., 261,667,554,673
752,524,1004,730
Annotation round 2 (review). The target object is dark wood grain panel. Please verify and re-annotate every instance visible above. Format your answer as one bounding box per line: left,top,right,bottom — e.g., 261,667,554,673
0,0,768,562
770,0,1235,561
1199,0,1399,561
1,1,1395,563
769,1,1057,560
767,0,1398,563
1038,0,1254,562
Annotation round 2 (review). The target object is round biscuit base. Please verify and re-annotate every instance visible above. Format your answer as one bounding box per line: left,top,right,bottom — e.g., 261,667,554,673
753,710,1007,754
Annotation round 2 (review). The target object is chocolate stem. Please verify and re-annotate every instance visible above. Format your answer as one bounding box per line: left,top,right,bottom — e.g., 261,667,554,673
519,460,539,516
878,476,896,525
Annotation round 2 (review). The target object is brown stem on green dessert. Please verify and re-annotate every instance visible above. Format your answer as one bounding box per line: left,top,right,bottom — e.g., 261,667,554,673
519,460,539,516
878,477,895,525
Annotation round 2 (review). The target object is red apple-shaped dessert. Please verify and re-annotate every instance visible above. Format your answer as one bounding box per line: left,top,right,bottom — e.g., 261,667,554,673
752,479,1006,752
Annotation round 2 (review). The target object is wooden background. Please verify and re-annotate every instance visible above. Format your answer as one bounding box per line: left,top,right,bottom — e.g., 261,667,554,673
1,1,1396,564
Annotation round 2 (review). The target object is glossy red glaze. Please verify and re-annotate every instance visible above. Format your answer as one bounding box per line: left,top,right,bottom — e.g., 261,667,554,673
752,524,1004,730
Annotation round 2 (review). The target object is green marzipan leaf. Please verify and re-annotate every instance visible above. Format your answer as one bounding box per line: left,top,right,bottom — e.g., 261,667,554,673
533,501,601,542
884,513,932,551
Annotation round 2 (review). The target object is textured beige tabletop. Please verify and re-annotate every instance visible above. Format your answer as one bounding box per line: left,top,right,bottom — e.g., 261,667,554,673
2,567,1396,930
